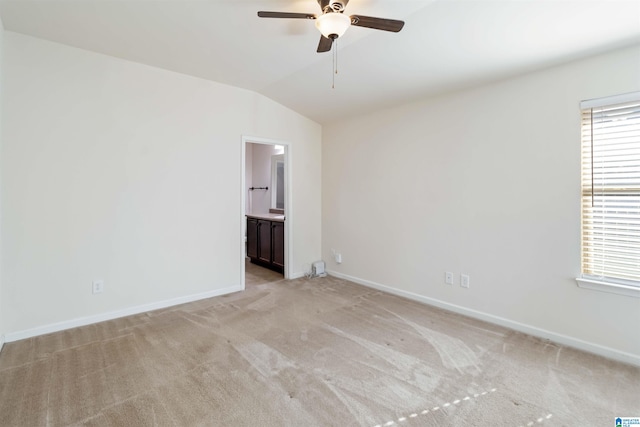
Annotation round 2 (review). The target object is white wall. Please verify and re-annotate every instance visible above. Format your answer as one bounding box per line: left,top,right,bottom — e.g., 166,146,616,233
245,143,253,215
322,44,640,363
1,32,321,336
247,143,280,215
0,18,4,351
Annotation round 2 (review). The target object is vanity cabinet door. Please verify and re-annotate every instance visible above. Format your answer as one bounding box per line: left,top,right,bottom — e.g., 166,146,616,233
246,216,284,274
258,219,272,264
246,218,258,259
272,221,285,270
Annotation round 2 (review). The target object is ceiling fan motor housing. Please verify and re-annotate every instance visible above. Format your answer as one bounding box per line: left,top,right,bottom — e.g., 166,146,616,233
319,0,348,13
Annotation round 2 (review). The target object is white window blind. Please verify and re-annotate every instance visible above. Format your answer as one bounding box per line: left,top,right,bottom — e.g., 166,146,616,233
580,93,640,286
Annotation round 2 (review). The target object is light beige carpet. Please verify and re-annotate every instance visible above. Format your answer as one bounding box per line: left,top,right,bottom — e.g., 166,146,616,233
0,274,638,426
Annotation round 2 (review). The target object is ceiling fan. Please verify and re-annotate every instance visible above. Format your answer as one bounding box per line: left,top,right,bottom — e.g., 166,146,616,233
258,0,405,53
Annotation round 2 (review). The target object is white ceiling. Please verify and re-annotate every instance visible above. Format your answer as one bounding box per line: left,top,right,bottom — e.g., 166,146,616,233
1,0,639,124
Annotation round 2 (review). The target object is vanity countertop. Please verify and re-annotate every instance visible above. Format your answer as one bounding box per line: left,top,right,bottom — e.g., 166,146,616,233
246,213,285,222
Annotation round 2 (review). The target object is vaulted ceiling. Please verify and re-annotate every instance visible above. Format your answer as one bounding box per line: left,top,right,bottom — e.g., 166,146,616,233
1,0,639,124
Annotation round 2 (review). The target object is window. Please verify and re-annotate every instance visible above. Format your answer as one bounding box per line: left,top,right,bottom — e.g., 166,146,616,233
578,92,640,297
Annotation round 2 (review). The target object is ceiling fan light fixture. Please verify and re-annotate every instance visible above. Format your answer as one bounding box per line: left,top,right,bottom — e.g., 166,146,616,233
315,12,351,39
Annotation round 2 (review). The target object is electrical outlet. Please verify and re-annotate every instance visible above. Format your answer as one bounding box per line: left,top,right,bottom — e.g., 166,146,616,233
92,280,104,294
461,274,470,289
445,272,454,285
332,248,342,264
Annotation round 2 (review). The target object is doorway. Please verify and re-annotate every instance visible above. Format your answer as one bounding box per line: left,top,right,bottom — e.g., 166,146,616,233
241,136,292,289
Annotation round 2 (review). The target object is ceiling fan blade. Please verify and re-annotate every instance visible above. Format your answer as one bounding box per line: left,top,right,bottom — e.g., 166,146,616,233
350,15,404,32
317,35,333,53
257,11,316,19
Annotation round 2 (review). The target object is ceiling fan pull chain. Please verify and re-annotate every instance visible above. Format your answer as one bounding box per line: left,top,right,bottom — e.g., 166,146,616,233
335,39,339,75
332,41,336,89
332,39,338,89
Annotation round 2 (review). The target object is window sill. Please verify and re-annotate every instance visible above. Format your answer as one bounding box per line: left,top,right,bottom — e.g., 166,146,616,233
575,277,640,298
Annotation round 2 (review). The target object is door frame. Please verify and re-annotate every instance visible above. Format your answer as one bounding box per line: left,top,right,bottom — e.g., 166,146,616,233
241,135,292,288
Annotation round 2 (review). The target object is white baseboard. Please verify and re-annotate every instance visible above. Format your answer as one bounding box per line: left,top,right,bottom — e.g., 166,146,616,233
328,270,640,367
289,271,306,280
4,285,243,343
